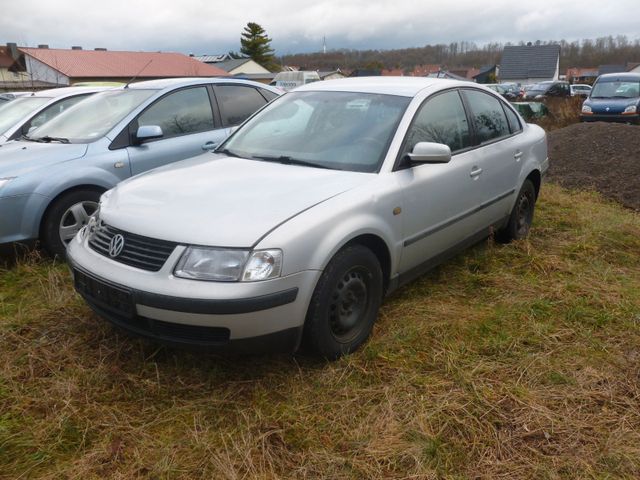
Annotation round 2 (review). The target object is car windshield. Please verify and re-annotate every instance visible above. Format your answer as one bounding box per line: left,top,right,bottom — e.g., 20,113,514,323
29,89,157,143
0,96,50,136
591,80,640,98
220,91,411,173
529,83,552,93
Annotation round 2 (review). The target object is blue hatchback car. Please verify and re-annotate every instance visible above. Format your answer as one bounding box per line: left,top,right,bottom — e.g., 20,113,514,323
580,72,640,124
0,78,280,256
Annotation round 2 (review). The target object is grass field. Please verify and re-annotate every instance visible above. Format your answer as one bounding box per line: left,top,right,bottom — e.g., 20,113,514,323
1,183,639,479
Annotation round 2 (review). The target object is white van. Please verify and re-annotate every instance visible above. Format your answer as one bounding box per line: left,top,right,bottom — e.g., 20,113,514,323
271,71,321,91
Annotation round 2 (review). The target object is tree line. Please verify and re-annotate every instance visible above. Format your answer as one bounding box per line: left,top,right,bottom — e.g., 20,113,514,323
279,36,640,72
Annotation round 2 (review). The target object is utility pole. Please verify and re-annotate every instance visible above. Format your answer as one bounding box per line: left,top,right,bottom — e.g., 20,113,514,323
323,36,327,54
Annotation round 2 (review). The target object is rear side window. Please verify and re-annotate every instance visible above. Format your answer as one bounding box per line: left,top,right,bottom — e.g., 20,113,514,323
463,90,510,143
215,85,268,126
137,87,215,138
402,90,471,155
503,105,522,133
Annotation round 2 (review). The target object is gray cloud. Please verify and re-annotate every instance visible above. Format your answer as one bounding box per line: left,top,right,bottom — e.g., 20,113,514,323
1,0,638,55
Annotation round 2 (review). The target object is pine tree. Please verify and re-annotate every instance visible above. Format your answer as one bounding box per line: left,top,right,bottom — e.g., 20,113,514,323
240,22,277,71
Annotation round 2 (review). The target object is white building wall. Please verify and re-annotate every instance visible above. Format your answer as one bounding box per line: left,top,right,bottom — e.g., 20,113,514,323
229,60,270,75
24,56,69,85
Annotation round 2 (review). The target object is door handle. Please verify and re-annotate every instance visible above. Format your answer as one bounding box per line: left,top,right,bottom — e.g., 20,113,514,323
514,151,523,160
470,166,483,178
202,141,218,151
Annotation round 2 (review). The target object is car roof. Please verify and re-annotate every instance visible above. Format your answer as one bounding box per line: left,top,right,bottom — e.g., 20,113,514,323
27,86,114,98
125,77,281,94
597,72,640,81
293,76,473,97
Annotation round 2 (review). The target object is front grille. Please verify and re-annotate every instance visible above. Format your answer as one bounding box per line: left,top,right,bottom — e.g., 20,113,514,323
88,222,177,272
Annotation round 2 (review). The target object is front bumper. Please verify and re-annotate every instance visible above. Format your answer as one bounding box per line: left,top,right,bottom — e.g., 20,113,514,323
0,193,47,244
580,113,640,124
67,232,321,352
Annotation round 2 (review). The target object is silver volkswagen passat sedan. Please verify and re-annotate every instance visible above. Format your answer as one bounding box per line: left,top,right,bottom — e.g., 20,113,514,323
67,77,548,359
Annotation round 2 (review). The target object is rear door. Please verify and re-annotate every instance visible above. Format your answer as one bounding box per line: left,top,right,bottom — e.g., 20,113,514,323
126,85,226,176
460,88,526,227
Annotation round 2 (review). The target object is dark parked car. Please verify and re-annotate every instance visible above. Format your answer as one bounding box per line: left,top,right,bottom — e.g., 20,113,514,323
580,73,640,124
521,81,571,100
485,83,520,100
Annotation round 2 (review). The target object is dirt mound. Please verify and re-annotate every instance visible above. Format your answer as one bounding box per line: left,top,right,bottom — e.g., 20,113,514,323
546,122,640,211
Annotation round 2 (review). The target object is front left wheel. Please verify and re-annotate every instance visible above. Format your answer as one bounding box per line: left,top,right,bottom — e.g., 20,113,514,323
41,189,101,257
303,245,383,360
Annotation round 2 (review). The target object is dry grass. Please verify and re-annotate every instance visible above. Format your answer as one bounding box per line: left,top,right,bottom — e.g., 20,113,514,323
529,97,584,131
1,183,640,479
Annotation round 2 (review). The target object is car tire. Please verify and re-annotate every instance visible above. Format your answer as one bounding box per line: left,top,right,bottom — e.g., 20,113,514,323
303,245,383,360
497,179,536,243
41,189,102,258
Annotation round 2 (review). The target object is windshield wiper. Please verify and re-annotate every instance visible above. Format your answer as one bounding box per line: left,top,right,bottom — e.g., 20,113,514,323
251,154,331,170
217,147,242,158
20,134,38,142
32,135,70,144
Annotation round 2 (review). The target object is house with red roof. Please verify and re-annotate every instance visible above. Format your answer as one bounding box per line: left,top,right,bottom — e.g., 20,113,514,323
2,43,229,89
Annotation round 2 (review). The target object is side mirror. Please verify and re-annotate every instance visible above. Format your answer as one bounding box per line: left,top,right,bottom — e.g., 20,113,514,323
406,142,452,164
135,125,163,144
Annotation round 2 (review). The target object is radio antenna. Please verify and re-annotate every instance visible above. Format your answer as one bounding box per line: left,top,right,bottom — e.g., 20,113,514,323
124,59,153,88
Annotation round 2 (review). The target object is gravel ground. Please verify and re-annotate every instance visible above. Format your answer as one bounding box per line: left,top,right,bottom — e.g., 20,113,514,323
547,122,640,211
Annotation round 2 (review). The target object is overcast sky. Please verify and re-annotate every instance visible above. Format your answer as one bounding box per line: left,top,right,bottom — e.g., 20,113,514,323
1,0,638,56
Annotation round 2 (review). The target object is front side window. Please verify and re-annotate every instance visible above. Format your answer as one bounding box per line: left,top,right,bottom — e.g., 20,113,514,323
221,91,411,173
215,85,268,126
402,90,471,156
463,90,510,143
138,87,215,138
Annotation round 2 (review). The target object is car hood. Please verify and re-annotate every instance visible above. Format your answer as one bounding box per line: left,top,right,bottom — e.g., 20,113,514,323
585,97,639,114
101,154,372,247
0,141,88,177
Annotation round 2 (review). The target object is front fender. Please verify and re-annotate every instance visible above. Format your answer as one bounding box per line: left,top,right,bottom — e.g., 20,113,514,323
255,181,403,278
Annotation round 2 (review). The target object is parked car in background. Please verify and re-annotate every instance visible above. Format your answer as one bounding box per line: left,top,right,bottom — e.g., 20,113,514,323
0,87,111,144
521,81,571,100
580,73,640,124
0,78,280,256
570,84,592,98
68,77,548,359
270,71,321,91
485,83,519,100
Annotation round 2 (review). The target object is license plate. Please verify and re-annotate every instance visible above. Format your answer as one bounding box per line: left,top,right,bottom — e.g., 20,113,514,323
73,269,134,318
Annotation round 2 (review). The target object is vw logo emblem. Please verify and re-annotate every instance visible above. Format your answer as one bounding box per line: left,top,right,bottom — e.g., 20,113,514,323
109,234,125,258
606,107,610,112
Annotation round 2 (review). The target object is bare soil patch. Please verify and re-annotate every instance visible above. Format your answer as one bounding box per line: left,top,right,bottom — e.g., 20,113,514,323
547,122,640,211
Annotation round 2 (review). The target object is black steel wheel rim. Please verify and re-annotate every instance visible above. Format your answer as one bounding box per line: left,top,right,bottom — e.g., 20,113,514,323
328,266,370,342
516,192,532,237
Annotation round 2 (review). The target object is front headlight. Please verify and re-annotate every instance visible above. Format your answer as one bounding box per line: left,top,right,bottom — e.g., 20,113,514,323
581,105,592,113
174,247,282,282
623,105,637,114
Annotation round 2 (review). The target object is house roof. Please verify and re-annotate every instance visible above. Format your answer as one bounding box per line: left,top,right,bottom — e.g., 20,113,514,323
500,45,560,79
193,53,231,63
19,47,229,79
598,64,627,75
0,47,16,68
215,58,253,72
